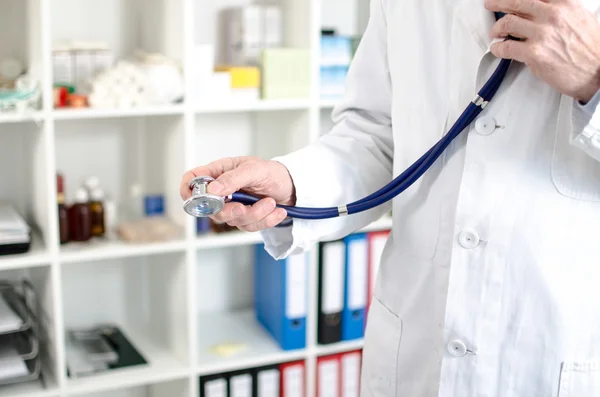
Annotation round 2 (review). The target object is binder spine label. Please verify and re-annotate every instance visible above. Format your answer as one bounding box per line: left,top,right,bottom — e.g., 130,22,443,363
342,353,361,397
258,369,280,397
322,242,345,314
284,365,304,397
286,254,307,318
348,239,367,310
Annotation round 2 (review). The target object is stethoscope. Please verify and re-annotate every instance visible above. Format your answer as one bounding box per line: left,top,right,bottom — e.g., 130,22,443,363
184,12,512,224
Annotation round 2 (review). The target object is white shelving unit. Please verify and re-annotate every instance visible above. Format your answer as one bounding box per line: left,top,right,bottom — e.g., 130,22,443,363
0,0,375,396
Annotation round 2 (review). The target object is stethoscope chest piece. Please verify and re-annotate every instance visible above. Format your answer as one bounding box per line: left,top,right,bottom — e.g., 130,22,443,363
183,176,225,217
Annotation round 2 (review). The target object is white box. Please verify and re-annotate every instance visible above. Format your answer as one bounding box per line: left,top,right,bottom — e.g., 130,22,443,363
223,5,282,66
74,50,94,94
52,50,74,85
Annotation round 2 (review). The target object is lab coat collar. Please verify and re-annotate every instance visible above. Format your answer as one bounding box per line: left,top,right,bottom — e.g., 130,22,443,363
452,0,498,54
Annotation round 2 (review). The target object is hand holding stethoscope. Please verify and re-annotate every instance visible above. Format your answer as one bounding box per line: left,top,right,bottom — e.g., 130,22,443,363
179,157,296,232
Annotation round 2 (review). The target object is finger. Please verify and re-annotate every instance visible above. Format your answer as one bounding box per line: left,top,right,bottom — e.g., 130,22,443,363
210,161,263,196
484,0,548,18
211,202,246,224
490,13,537,39
180,157,251,199
490,39,529,62
238,208,289,233
227,198,277,227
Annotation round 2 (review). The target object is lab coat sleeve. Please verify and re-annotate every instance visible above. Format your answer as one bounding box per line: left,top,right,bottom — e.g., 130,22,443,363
259,0,394,260
570,88,600,161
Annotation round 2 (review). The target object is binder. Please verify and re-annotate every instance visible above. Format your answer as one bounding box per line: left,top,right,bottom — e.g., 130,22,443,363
200,373,228,397
340,351,362,397
254,244,307,350
341,233,368,341
317,351,363,397
229,370,253,397
252,364,280,397
280,360,305,397
317,240,346,344
366,231,389,317
316,354,340,397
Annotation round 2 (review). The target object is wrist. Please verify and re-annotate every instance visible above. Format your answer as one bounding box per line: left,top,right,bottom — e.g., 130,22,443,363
578,60,600,104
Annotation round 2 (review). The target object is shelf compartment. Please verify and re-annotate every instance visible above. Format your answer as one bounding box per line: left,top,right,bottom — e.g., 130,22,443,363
54,115,186,251
67,377,190,397
0,268,60,397
196,310,306,376
195,244,308,375
49,0,185,112
0,0,44,116
61,253,191,394
0,123,51,265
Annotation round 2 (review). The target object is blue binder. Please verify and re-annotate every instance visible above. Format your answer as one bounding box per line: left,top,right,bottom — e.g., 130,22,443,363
341,233,368,341
254,244,307,350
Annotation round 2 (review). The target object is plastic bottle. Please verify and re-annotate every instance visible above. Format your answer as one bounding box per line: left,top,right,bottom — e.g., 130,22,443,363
103,198,117,240
57,173,69,244
83,176,100,194
89,188,105,237
68,188,92,242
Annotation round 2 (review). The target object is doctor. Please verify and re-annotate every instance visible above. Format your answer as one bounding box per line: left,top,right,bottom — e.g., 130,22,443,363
182,0,600,395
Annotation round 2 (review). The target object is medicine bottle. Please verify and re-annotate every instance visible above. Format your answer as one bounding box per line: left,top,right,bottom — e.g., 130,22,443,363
57,174,69,244
89,188,105,237
68,188,92,242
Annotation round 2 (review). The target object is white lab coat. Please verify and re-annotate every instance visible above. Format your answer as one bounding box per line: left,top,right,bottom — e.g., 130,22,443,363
260,0,600,395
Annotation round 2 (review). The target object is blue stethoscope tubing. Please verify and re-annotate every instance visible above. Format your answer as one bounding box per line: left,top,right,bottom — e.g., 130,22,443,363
227,13,511,222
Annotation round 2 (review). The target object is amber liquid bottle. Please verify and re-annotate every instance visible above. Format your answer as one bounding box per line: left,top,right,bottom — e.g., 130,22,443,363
57,174,69,244
68,188,92,242
89,188,105,237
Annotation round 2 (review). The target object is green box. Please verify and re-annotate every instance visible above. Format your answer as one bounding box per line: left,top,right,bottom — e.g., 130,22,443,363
260,48,311,100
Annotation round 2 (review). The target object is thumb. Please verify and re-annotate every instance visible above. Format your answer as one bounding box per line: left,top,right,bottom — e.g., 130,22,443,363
208,162,260,196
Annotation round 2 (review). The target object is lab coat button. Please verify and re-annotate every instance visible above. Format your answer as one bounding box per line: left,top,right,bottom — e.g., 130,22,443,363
458,229,480,249
475,116,497,135
448,340,467,357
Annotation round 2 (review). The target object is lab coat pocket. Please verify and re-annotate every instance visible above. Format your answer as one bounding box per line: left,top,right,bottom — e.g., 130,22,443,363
551,95,600,201
558,361,600,397
361,297,402,397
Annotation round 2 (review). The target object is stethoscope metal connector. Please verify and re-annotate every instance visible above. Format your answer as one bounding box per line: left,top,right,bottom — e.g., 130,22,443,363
183,176,229,217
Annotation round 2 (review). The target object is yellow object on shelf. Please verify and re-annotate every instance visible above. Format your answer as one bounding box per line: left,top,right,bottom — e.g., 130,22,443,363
214,66,260,89
209,341,247,357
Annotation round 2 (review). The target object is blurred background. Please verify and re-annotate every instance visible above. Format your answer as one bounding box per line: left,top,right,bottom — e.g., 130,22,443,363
0,0,392,396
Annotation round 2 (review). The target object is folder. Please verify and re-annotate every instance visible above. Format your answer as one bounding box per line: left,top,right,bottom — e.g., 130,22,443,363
366,231,389,318
280,360,305,397
317,241,346,344
229,370,253,397
341,233,368,341
200,373,228,397
254,244,307,350
317,354,340,397
252,364,280,397
340,350,362,397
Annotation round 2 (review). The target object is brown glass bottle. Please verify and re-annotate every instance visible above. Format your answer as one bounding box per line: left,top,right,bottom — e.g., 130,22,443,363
89,188,105,237
57,174,69,244
68,188,92,242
